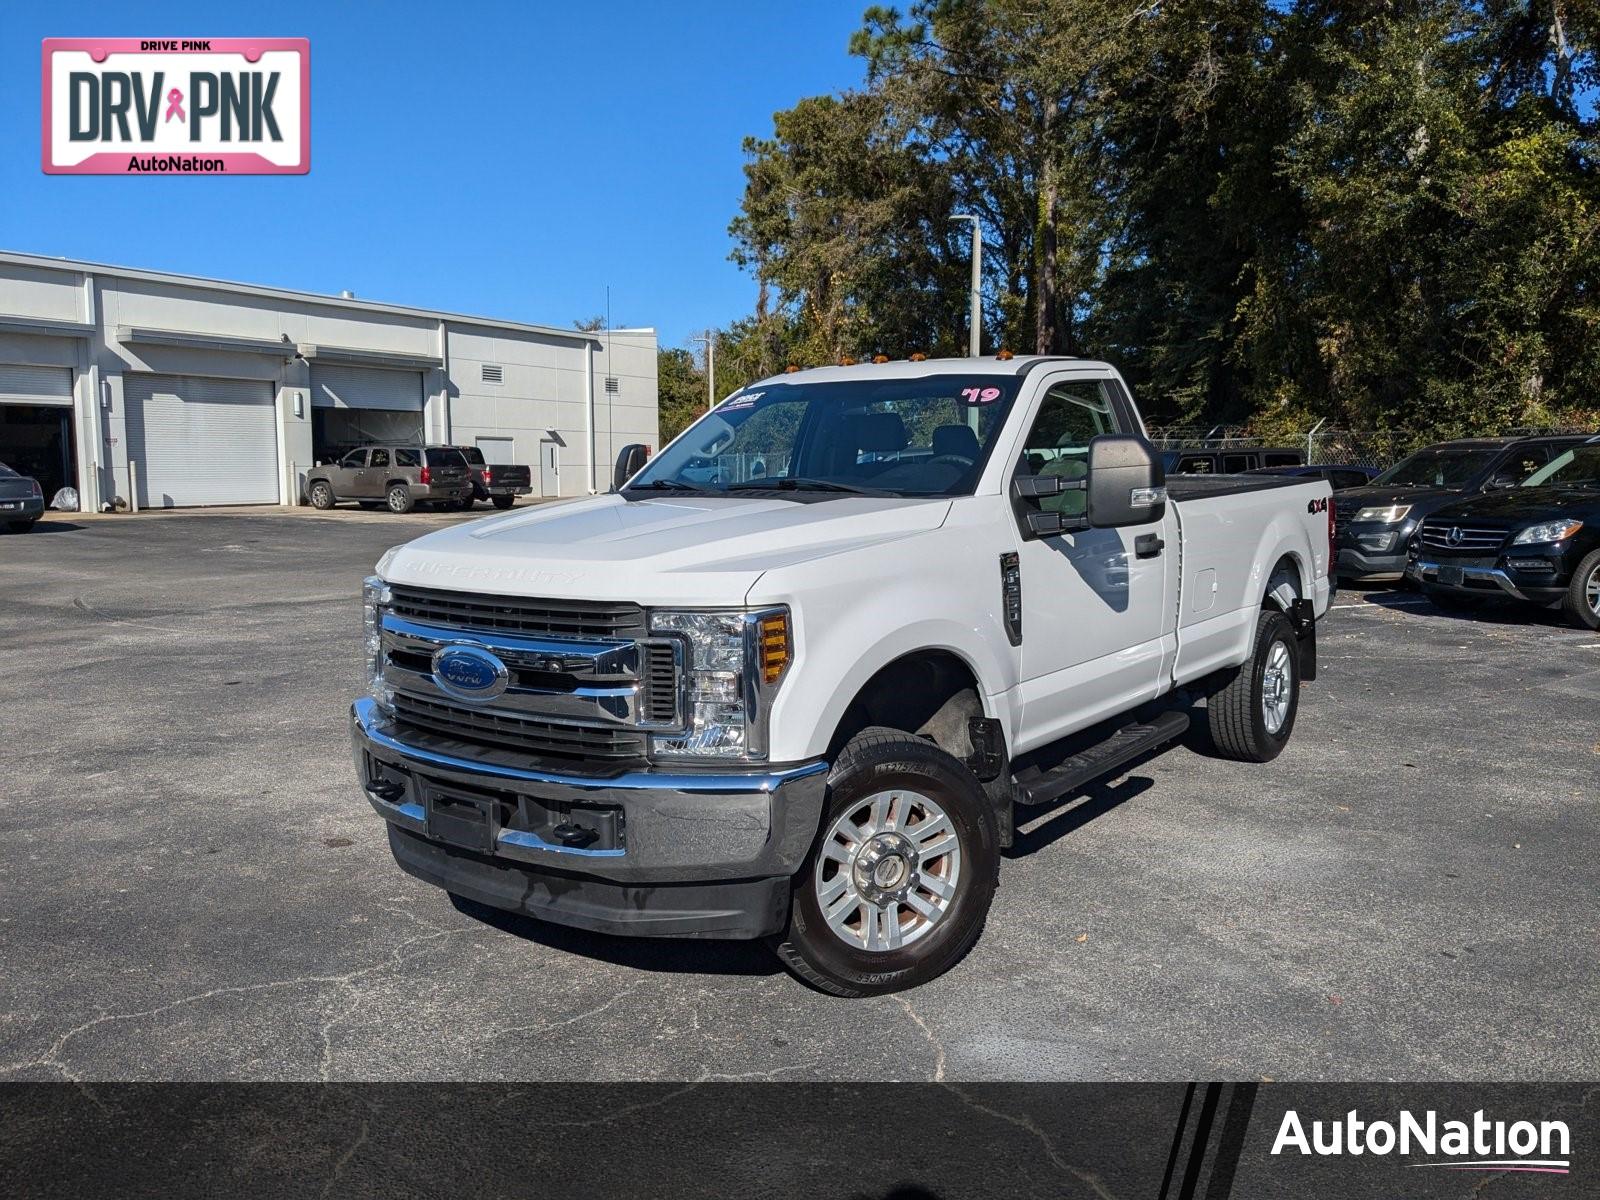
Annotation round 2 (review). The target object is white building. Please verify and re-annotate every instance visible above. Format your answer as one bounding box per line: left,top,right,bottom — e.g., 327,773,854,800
0,250,659,510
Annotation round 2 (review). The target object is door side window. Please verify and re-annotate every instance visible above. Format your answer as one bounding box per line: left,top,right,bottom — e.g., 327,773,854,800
369,449,390,468
1222,453,1252,473
340,450,367,469
1015,380,1126,515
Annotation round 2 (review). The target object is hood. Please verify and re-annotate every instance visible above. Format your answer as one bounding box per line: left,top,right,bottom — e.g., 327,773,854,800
1334,484,1461,517
1425,487,1600,524
381,492,953,604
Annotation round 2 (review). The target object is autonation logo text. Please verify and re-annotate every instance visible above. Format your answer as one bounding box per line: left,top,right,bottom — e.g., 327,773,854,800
1273,1108,1571,1175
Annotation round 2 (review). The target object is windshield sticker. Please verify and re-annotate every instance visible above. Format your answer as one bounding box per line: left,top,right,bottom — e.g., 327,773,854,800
719,391,762,411
959,386,1003,405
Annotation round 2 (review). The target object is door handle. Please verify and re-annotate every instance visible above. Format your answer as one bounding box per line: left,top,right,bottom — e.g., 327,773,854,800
1135,533,1164,559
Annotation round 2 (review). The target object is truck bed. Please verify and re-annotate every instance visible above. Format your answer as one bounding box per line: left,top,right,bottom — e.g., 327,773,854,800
1167,473,1306,502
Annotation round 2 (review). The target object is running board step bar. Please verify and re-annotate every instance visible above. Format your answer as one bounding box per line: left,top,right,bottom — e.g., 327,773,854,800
1013,710,1191,807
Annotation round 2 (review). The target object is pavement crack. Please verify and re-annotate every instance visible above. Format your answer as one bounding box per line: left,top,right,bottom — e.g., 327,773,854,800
321,1116,369,1199
0,909,466,1081
942,1084,1122,1200
890,995,947,1082
479,980,647,1044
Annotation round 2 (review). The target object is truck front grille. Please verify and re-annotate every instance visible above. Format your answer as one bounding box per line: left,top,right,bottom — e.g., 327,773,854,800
388,585,646,639
392,694,648,765
1418,519,1509,553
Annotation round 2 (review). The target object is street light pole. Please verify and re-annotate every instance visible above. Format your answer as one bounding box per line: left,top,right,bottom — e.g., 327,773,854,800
691,330,716,410
951,214,982,357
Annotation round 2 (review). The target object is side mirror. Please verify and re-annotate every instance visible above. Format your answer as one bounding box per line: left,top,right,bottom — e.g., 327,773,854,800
613,443,650,491
1086,435,1167,527
1485,471,1519,491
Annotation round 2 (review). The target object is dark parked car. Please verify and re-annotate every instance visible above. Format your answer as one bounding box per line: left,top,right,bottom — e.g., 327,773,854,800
1253,463,1381,489
1406,440,1600,629
1334,435,1590,580
1160,446,1305,475
0,461,44,532
455,446,532,511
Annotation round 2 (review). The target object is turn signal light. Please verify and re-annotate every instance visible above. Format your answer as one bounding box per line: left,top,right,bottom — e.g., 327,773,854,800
757,612,790,685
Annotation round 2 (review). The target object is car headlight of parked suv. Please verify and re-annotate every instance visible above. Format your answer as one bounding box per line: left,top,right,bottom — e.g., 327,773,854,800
649,607,791,761
1512,519,1583,545
362,575,394,714
1354,504,1412,524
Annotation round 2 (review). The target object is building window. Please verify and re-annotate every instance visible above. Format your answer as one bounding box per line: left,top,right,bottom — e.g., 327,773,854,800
481,364,503,384
605,376,619,394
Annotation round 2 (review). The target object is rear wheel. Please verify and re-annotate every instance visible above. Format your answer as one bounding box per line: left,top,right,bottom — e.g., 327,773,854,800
6,519,37,533
307,480,335,510
491,495,516,510
773,728,999,997
1560,550,1600,631
386,483,414,514
1207,609,1300,763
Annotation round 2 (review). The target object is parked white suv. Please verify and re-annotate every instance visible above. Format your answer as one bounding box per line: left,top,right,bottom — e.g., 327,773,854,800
353,356,1333,994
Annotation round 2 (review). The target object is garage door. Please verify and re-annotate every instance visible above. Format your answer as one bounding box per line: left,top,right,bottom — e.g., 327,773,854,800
310,364,423,411
125,374,279,508
0,364,73,407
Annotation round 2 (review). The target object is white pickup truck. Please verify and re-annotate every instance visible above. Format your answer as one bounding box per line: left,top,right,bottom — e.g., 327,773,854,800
353,356,1333,995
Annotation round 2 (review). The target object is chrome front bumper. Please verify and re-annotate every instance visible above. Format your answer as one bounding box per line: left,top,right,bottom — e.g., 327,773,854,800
1407,558,1533,601
350,697,829,886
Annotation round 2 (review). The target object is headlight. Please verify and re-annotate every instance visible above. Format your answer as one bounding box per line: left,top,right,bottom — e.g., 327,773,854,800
1512,519,1582,545
362,575,394,713
1354,504,1411,523
649,608,791,760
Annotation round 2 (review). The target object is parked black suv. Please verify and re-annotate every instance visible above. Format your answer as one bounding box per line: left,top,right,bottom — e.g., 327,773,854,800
1335,435,1590,580
1407,440,1600,629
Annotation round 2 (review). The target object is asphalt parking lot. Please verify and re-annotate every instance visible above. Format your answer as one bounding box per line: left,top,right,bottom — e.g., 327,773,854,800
1,508,1596,1082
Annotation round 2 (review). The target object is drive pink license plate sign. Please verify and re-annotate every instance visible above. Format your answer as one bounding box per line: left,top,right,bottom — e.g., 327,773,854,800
42,38,309,175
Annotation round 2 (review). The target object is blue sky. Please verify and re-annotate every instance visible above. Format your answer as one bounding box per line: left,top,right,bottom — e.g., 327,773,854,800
0,1,868,348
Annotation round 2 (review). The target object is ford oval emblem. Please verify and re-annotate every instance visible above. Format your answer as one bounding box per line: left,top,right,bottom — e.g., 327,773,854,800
431,644,510,703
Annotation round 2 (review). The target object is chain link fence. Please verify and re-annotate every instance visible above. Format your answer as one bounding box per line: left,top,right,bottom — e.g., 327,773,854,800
1144,424,1595,472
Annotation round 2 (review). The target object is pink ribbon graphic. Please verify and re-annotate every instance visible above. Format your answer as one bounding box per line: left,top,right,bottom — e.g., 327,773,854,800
164,88,185,123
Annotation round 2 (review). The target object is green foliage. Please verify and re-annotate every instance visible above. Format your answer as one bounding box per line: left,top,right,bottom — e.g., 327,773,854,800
713,0,1599,438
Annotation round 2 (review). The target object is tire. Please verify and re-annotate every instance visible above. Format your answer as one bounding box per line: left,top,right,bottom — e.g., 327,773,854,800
456,497,476,511
386,483,414,514
772,727,999,997
6,519,37,533
491,495,516,510
1207,609,1300,763
1560,549,1600,631
307,480,335,510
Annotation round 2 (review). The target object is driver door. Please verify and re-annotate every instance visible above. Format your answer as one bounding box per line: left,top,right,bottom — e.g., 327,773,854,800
1010,373,1175,754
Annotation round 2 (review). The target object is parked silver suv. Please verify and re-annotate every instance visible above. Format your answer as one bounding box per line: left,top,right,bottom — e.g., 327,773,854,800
305,445,473,514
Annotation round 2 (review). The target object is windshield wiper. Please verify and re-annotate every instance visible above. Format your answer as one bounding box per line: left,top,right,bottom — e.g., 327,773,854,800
724,477,892,496
626,479,705,492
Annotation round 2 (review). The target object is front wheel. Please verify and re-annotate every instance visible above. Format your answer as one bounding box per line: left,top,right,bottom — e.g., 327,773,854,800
386,484,414,514
1561,550,1600,631
773,728,999,997
307,480,335,510
1207,609,1300,762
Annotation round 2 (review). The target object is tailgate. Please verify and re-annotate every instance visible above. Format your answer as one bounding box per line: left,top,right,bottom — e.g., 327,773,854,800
487,464,531,487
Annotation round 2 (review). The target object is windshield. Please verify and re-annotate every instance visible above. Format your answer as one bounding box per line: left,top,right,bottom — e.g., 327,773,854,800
627,376,1024,498
1372,448,1497,489
1522,445,1600,489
